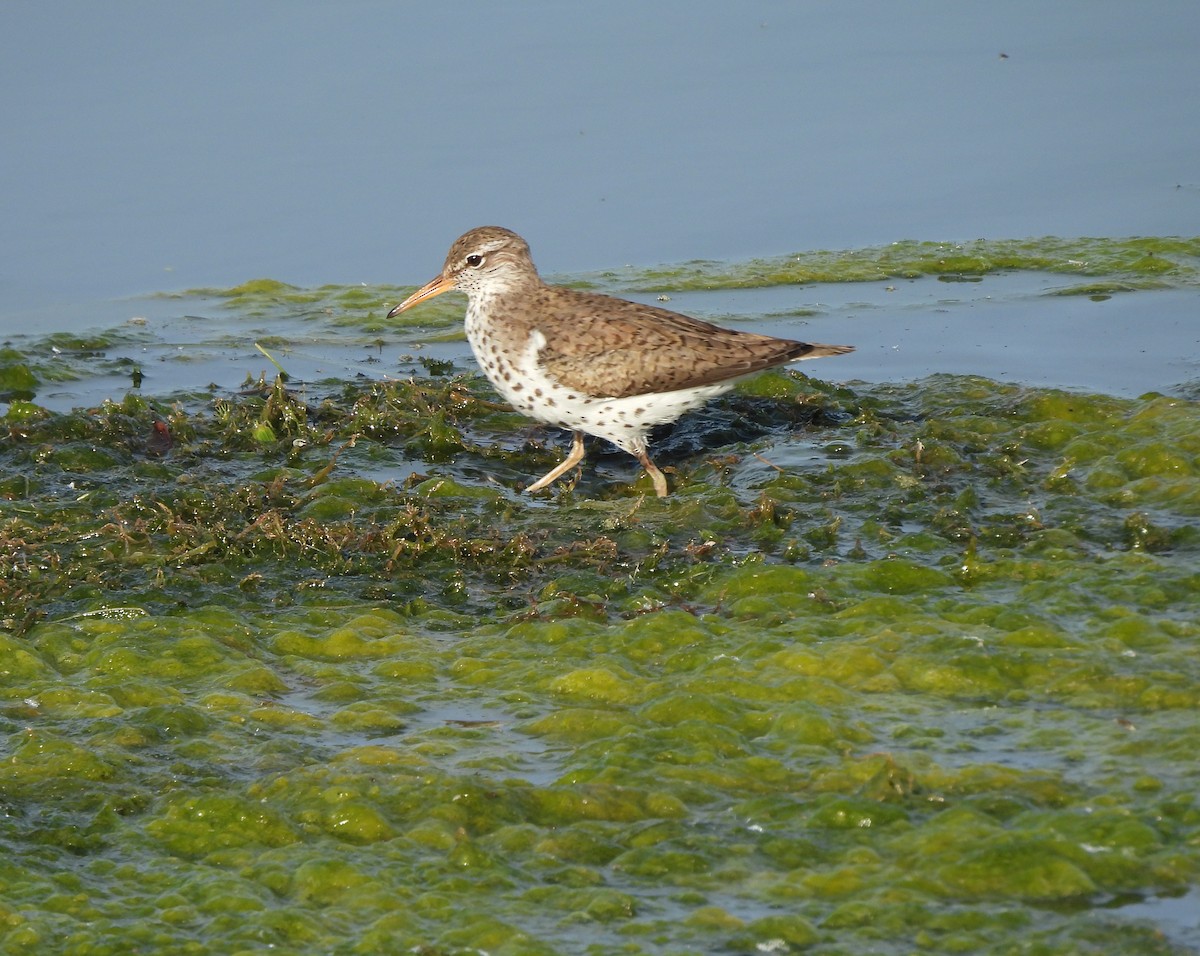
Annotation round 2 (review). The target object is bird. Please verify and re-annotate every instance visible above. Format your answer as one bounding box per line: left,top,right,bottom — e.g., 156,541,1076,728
387,226,853,497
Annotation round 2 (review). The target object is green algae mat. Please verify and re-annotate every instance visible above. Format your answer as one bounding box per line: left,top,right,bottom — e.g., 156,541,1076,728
2,238,1199,954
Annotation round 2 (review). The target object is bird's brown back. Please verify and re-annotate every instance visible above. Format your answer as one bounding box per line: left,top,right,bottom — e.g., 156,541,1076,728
512,284,852,398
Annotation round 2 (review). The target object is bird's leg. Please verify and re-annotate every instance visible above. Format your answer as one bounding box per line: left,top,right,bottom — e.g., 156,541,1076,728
525,431,586,493
637,451,669,497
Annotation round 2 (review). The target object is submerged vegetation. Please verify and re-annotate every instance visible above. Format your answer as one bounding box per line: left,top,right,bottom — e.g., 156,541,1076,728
1,237,1198,954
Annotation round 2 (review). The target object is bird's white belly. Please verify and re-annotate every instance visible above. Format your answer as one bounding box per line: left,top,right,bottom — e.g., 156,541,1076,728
466,317,734,455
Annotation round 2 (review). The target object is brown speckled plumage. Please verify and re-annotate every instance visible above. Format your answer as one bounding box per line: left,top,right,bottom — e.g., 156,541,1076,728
388,226,853,497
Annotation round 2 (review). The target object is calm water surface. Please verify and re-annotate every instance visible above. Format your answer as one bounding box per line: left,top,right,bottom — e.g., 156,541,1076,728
2,2,1197,322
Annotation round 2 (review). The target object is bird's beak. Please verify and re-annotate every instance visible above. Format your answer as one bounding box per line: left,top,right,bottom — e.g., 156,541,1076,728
387,273,457,318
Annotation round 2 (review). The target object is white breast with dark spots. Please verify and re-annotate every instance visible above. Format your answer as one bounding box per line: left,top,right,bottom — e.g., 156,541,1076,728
466,316,735,456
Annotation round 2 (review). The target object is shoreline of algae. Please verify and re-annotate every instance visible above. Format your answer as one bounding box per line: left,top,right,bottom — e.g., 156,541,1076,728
618,235,1200,294
167,234,1200,333
1,234,1198,954
2,364,1198,955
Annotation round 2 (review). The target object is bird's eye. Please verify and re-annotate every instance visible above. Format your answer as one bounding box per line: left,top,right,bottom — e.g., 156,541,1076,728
465,254,484,268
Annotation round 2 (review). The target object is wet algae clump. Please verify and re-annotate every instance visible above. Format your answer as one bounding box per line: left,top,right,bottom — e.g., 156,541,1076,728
611,234,1200,294
3,344,1200,950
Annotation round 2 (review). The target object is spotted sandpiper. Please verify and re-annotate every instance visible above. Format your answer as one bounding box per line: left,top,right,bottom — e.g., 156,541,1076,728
387,226,853,497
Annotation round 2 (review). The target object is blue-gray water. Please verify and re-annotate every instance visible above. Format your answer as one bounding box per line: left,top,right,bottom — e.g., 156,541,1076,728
3,2,1198,400
2,1,1197,311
